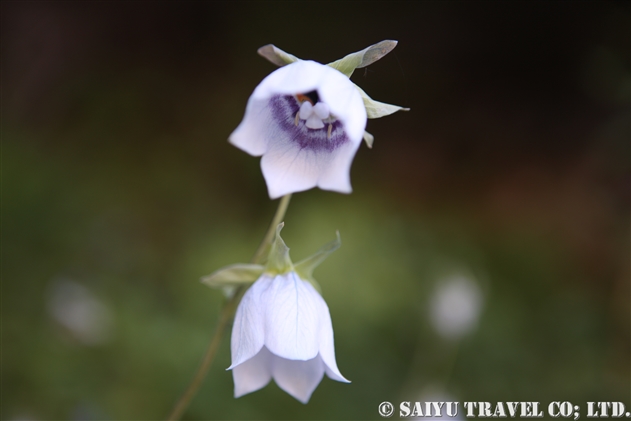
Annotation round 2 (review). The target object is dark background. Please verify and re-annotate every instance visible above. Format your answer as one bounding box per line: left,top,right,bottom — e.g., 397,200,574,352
3,1,629,420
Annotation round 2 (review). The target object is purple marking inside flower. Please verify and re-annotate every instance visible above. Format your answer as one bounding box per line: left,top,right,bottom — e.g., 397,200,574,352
269,95,349,153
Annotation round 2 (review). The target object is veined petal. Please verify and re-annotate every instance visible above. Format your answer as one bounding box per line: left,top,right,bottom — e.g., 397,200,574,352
315,141,357,194
316,297,350,383
228,280,265,369
271,353,325,404
261,134,356,198
232,346,274,398
260,272,321,360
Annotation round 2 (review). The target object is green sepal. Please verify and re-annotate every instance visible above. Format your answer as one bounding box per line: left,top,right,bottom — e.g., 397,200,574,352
356,85,410,119
328,40,398,78
265,222,293,275
363,131,374,148
257,44,301,67
200,263,264,289
294,231,341,287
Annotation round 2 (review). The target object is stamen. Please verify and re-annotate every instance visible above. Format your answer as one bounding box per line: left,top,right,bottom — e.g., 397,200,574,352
327,123,332,139
297,98,334,131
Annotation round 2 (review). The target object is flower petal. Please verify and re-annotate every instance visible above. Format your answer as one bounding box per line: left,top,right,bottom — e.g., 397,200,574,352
317,297,350,383
315,141,357,194
232,346,274,398
228,280,265,369
260,142,325,198
271,353,325,404
229,94,273,157
260,130,359,198
260,272,321,360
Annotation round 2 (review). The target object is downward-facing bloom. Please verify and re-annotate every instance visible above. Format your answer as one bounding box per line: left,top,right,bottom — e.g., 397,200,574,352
230,41,408,199
202,224,348,403
228,270,348,403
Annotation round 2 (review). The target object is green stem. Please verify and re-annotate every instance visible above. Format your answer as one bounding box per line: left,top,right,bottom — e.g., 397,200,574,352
251,194,292,264
167,194,292,421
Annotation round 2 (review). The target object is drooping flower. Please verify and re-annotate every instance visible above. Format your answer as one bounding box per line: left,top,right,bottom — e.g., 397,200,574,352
228,270,348,403
230,41,408,199
201,223,348,403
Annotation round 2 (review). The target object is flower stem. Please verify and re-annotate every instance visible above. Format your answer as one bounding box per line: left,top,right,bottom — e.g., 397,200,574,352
167,194,292,421
251,193,292,264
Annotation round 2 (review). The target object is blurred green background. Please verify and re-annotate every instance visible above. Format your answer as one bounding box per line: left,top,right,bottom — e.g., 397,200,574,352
3,1,629,420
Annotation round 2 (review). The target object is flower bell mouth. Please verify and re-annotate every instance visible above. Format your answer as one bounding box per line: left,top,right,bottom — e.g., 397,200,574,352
230,39,409,199
268,93,349,154
299,100,330,130
295,91,334,136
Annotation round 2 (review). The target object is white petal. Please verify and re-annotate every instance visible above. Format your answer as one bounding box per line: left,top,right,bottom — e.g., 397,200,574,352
260,115,363,198
228,278,266,369
316,141,357,194
229,96,273,157
316,296,350,383
260,140,325,199
232,346,274,398
259,272,321,360
271,353,325,404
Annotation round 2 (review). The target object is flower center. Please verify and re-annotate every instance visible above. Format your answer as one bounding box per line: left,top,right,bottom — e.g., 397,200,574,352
294,91,335,136
299,101,330,129
269,95,349,152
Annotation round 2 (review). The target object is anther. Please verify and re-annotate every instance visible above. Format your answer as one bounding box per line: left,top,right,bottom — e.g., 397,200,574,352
327,124,332,139
295,111,300,126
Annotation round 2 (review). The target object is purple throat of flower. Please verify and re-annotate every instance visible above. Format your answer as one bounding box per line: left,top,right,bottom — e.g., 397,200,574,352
269,93,349,153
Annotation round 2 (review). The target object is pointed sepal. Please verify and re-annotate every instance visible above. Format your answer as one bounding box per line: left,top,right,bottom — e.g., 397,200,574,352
363,131,374,148
266,222,293,274
328,40,398,78
201,263,265,289
356,85,410,119
294,231,341,285
257,44,301,67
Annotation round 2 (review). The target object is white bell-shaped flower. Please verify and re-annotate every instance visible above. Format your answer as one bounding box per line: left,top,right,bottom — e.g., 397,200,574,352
230,60,366,199
228,271,349,403
221,223,348,403
230,41,408,199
